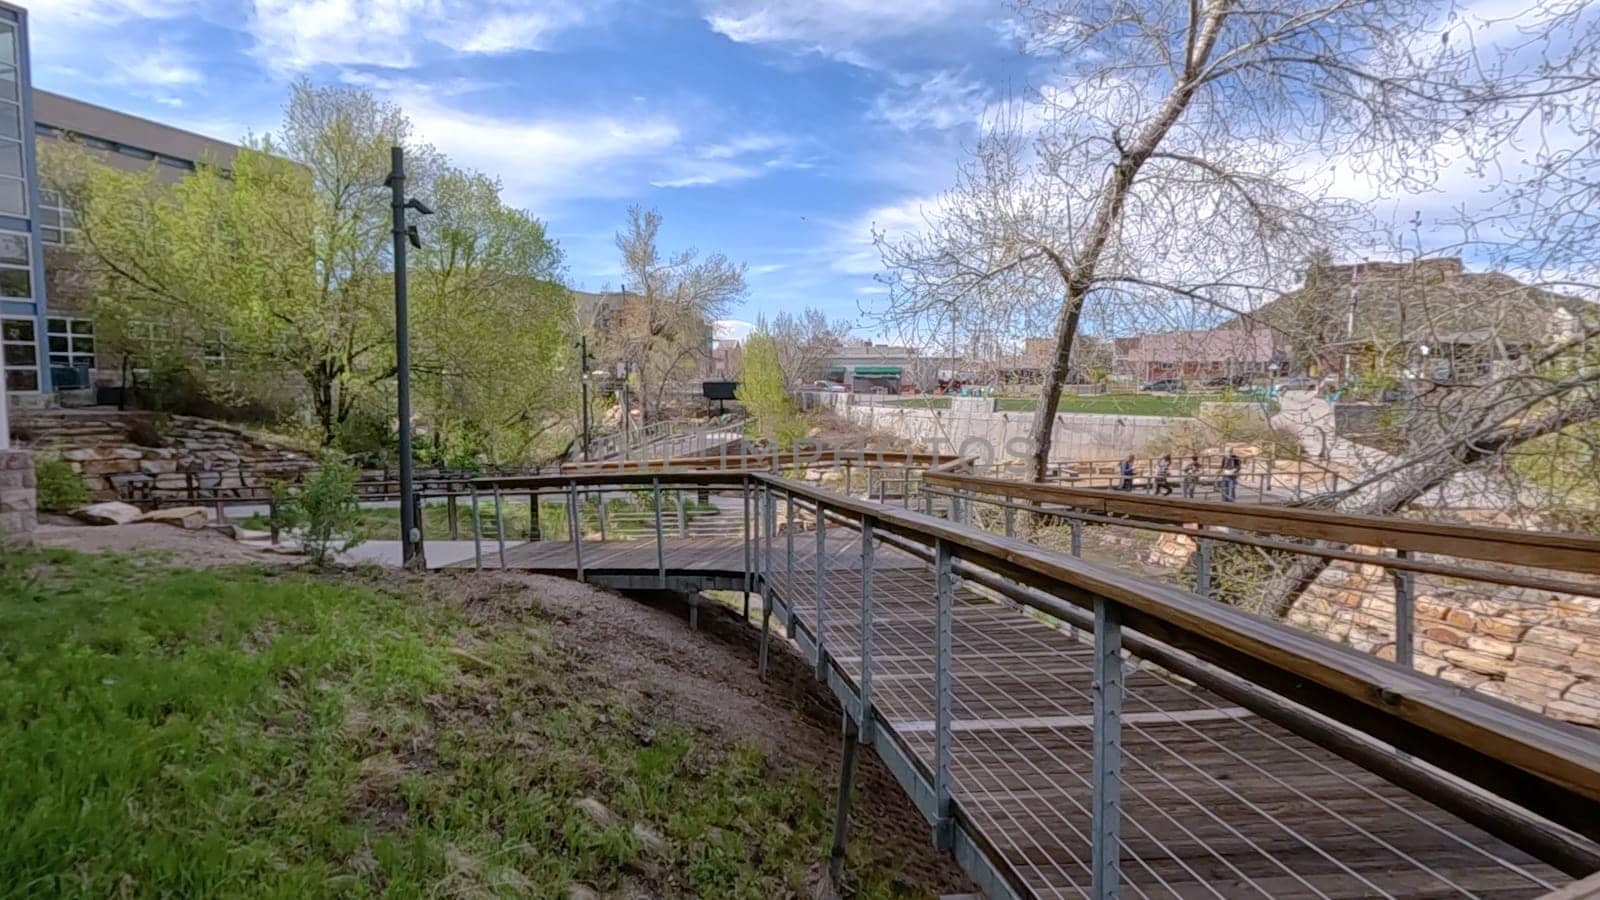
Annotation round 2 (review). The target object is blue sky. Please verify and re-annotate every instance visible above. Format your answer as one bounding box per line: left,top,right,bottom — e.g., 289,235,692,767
28,0,1045,337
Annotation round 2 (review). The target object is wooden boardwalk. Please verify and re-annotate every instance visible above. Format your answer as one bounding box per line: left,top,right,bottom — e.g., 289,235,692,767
450,532,1568,898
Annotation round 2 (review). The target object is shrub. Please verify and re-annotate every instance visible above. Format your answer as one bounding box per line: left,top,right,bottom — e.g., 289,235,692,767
35,455,89,512
1142,403,1304,460
271,452,365,566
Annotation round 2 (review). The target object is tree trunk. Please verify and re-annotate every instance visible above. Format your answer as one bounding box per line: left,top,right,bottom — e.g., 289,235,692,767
1248,397,1600,619
1027,292,1088,480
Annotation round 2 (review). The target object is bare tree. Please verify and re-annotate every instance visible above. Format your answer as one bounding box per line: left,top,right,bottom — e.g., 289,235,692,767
613,206,747,422
767,309,852,391
873,0,1481,480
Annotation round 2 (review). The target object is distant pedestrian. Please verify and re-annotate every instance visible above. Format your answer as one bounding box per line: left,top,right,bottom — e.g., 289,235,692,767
1220,447,1242,502
1118,453,1136,491
1181,454,1200,498
1154,453,1173,496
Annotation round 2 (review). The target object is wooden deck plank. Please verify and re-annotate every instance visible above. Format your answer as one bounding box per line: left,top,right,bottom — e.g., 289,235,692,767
445,529,1569,898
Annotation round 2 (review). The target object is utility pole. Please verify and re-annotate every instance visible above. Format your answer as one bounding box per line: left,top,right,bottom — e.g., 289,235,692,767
578,335,591,461
386,146,432,567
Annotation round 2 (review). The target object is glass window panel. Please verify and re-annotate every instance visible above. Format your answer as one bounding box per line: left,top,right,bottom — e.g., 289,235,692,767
1,317,31,341
0,23,16,66
0,177,24,217
78,339,95,355
40,206,59,227
46,317,65,333
47,335,66,352
71,319,93,335
48,353,67,365
0,67,17,103
6,369,38,392
0,231,28,266
5,343,35,365
41,227,60,245
0,267,30,298
0,141,22,178
0,108,18,142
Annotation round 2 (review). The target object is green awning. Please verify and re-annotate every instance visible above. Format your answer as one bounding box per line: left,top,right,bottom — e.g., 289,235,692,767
852,366,902,376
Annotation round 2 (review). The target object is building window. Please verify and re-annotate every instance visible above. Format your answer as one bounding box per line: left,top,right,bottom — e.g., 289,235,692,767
0,22,25,219
46,316,94,368
2,315,39,391
0,229,30,298
39,190,77,245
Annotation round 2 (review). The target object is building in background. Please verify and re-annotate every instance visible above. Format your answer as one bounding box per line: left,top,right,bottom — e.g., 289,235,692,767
29,90,242,397
1112,327,1278,384
0,2,49,406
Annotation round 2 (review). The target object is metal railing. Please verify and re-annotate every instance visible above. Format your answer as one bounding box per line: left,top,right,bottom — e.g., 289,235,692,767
419,464,1600,899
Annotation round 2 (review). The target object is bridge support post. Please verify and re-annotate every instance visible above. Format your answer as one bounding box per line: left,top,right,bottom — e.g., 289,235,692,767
567,481,584,582
1069,515,1082,558
1393,549,1415,669
932,537,955,852
470,487,483,572
829,715,862,888
859,516,876,746
815,502,828,682
1195,537,1212,601
527,492,541,541
493,486,507,569
652,479,665,589
447,494,459,539
1091,595,1124,900
1004,504,1015,538
596,492,607,542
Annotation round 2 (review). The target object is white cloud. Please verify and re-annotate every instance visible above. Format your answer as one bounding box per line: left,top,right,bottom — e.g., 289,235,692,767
700,0,979,62
714,319,756,341
247,0,599,71
871,69,990,132
650,133,805,189
748,263,787,275
118,47,203,85
405,99,682,208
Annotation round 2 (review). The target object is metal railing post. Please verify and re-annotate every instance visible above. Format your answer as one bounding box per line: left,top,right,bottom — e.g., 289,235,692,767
493,485,507,569
760,483,775,677
652,478,666,588
1092,594,1125,900
596,491,608,541
786,489,797,634
932,537,955,852
1394,549,1415,669
743,479,752,621
1004,503,1015,538
814,501,828,681
528,492,541,541
676,489,688,537
1070,514,1083,557
859,515,876,745
1196,536,1213,601
567,481,584,582
469,487,483,571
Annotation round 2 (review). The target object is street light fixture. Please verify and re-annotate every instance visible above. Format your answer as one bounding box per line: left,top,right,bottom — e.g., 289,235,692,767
385,146,433,568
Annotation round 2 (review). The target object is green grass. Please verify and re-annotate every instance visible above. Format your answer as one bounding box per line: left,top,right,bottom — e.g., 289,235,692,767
0,549,917,898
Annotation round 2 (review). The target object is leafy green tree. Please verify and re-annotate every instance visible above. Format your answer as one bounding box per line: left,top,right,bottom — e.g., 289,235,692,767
45,80,573,461
737,331,807,448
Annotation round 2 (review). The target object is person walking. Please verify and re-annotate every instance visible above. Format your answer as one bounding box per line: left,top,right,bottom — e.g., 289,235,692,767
1220,447,1242,502
1181,454,1200,498
1154,453,1173,495
1118,453,1136,491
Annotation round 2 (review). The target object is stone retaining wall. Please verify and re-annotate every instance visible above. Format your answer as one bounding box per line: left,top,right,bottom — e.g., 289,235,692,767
0,447,35,547
1145,532,1600,726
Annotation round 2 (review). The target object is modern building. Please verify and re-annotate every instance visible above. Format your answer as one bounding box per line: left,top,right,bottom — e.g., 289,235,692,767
0,1,48,411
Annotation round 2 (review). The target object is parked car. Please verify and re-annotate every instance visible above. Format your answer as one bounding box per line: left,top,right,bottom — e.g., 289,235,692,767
1276,376,1317,392
1141,378,1184,393
810,380,848,393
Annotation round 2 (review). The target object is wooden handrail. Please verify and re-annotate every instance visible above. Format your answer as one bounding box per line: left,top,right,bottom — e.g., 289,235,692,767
924,470,1600,576
750,472,1600,847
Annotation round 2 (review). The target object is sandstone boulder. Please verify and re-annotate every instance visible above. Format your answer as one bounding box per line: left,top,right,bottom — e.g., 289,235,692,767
139,506,210,530
71,501,143,526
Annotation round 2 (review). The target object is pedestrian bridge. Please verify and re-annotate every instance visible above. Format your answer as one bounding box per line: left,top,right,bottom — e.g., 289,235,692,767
418,455,1600,899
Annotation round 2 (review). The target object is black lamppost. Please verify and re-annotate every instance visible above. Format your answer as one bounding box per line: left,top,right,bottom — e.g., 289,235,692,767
577,335,593,460
386,146,432,567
